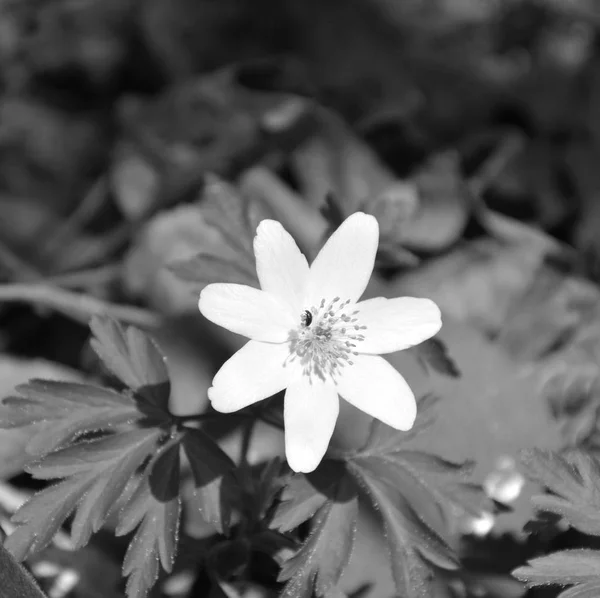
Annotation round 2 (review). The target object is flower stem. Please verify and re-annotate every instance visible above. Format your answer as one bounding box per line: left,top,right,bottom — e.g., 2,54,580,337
239,418,255,467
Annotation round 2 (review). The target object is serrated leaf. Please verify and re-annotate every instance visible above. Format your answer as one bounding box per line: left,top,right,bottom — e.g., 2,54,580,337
415,337,461,378
181,428,235,535
359,395,440,454
168,252,258,288
168,176,261,290
117,443,181,598
348,459,458,598
520,449,600,534
350,460,458,568
352,414,491,521
270,464,343,532
0,542,47,598
0,380,141,456
89,316,170,416
513,549,600,590
6,428,164,560
278,474,358,598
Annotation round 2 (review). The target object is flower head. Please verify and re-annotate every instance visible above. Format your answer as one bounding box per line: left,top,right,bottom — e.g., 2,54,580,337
198,212,441,472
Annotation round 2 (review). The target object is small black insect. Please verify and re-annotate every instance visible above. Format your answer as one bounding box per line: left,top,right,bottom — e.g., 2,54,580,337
301,310,313,327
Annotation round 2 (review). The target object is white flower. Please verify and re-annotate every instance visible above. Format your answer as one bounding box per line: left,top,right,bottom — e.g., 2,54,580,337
198,212,442,472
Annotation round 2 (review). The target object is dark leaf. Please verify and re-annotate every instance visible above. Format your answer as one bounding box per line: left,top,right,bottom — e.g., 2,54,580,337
0,380,141,456
251,529,297,567
89,316,171,416
116,442,181,598
6,428,164,559
520,449,600,534
415,337,461,378
278,474,359,598
181,428,235,535
270,463,345,532
0,542,47,598
207,538,251,581
235,458,287,524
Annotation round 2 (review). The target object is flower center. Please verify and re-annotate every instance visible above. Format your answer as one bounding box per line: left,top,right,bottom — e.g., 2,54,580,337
288,297,367,380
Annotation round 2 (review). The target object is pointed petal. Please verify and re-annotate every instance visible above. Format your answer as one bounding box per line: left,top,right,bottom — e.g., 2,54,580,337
284,377,339,473
355,297,442,354
336,355,416,430
305,212,378,306
208,341,295,412
199,283,295,342
254,220,309,313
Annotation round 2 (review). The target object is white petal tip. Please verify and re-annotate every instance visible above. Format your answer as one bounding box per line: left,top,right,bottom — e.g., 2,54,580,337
207,387,235,414
387,402,417,431
197,284,220,320
255,219,283,238
287,454,321,474
197,287,208,315
349,211,378,225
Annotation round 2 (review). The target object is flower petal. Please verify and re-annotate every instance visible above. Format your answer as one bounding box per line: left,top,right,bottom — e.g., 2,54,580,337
199,283,295,342
336,354,416,430
356,297,442,354
284,377,339,473
208,341,295,412
254,220,309,313
305,212,378,306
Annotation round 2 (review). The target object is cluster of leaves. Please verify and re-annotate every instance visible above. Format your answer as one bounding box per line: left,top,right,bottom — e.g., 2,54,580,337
0,316,234,598
270,395,491,597
0,316,478,597
513,449,600,596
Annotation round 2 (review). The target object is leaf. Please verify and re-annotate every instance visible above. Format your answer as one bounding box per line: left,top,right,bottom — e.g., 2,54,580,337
340,413,482,598
278,474,359,598
513,549,600,594
168,176,262,291
181,428,235,535
0,380,141,456
168,252,257,288
0,356,84,479
270,465,338,533
6,427,164,560
117,442,181,598
2,319,186,598
415,338,461,378
348,459,453,598
89,316,170,416
233,458,288,527
354,415,491,520
359,394,440,454
520,449,600,534
0,542,47,598
378,315,563,534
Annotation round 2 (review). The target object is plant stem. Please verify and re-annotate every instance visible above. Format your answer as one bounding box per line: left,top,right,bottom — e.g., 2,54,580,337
239,418,255,467
0,283,160,328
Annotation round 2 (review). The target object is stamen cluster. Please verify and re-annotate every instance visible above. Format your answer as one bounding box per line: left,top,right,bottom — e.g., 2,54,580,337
289,296,367,379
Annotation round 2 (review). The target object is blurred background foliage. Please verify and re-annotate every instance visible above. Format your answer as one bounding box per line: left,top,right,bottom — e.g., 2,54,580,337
4,0,600,596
